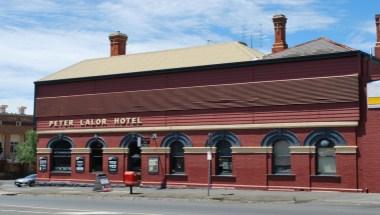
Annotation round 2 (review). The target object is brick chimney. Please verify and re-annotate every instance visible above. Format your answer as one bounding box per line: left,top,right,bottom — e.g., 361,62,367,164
272,14,288,53
109,31,128,56
18,106,26,115
0,105,7,114
375,14,380,58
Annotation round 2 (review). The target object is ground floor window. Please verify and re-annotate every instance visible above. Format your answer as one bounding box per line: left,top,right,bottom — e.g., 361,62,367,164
170,141,184,174
50,137,72,172
128,141,141,172
316,139,336,175
216,140,232,175
272,140,291,174
90,146,103,172
10,142,18,153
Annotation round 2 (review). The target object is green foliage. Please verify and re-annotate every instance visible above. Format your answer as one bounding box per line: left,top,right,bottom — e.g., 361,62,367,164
16,130,37,165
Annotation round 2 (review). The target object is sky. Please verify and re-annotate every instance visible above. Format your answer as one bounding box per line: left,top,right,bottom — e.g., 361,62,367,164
0,0,378,114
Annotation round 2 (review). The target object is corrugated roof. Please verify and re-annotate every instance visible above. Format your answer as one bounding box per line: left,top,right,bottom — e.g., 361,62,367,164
264,37,355,59
39,41,264,82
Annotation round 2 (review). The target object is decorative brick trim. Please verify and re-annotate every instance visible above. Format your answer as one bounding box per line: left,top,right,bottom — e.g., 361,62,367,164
103,147,128,154
37,121,358,134
71,148,90,153
184,147,216,154
335,146,358,154
141,147,170,154
36,148,52,154
231,147,272,154
289,146,316,154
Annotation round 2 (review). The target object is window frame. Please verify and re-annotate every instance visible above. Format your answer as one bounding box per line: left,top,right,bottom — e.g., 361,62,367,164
272,140,291,175
169,141,185,174
215,140,233,176
316,139,336,175
48,136,74,173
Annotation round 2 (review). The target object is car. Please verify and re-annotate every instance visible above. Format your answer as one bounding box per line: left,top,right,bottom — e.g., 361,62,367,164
14,174,36,187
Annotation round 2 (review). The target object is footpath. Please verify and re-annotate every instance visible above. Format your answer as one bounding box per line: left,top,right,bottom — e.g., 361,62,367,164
1,180,380,206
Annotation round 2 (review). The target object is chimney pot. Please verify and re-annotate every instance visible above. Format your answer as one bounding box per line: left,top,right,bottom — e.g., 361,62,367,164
272,14,288,53
18,106,26,115
375,14,380,58
109,31,128,56
0,105,8,114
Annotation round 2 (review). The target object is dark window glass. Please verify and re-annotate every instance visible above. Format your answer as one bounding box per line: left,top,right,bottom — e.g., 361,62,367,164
216,140,232,175
316,139,336,175
128,141,141,172
90,141,103,172
51,140,71,172
170,141,184,174
273,140,291,174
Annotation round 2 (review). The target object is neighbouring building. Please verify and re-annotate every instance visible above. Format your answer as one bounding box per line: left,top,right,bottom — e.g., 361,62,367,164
35,14,380,192
0,105,33,177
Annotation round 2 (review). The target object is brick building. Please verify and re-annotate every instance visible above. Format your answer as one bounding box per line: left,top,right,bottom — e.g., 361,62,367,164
0,105,33,177
35,14,380,192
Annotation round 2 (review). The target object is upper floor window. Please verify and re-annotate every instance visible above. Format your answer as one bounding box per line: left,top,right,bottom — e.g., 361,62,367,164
16,121,22,126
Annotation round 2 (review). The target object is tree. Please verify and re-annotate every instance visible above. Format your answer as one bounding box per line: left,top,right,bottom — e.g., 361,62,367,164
16,130,37,167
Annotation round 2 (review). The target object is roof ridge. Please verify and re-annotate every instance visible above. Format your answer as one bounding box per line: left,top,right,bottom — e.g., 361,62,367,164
70,41,252,63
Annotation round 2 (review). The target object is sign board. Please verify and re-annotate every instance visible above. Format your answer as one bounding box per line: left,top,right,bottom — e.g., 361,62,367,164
148,157,159,174
75,156,85,173
93,173,112,192
108,157,118,173
368,80,380,109
39,156,47,172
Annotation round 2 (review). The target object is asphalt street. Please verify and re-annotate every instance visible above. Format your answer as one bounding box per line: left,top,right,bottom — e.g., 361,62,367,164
1,180,380,215
1,194,380,215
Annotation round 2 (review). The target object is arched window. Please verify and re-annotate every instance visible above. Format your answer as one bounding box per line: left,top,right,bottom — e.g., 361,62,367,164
48,135,73,172
161,132,192,174
216,140,232,175
207,131,240,176
128,141,141,172
316,139,336,175
121,133,144,172
87,138,106,172
273,140,291,174
305,129,346,175
261,129,300,174
170,141,185,174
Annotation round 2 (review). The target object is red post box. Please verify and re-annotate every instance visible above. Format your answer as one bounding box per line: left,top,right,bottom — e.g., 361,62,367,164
124,171,138,185
124,171,138,194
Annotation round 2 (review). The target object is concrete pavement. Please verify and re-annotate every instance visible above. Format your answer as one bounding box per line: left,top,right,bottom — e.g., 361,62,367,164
1,180,380,206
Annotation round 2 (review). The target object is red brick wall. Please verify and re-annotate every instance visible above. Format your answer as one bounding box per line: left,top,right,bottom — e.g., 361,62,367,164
358,109,380,192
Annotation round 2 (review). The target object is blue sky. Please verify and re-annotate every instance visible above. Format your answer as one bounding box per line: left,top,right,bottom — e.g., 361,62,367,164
0,0,378,114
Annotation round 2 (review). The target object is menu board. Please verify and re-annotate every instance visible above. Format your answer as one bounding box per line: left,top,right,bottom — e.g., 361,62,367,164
108,157,118,173
39,156,47,172
75,156,85,173
148,157,159,174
